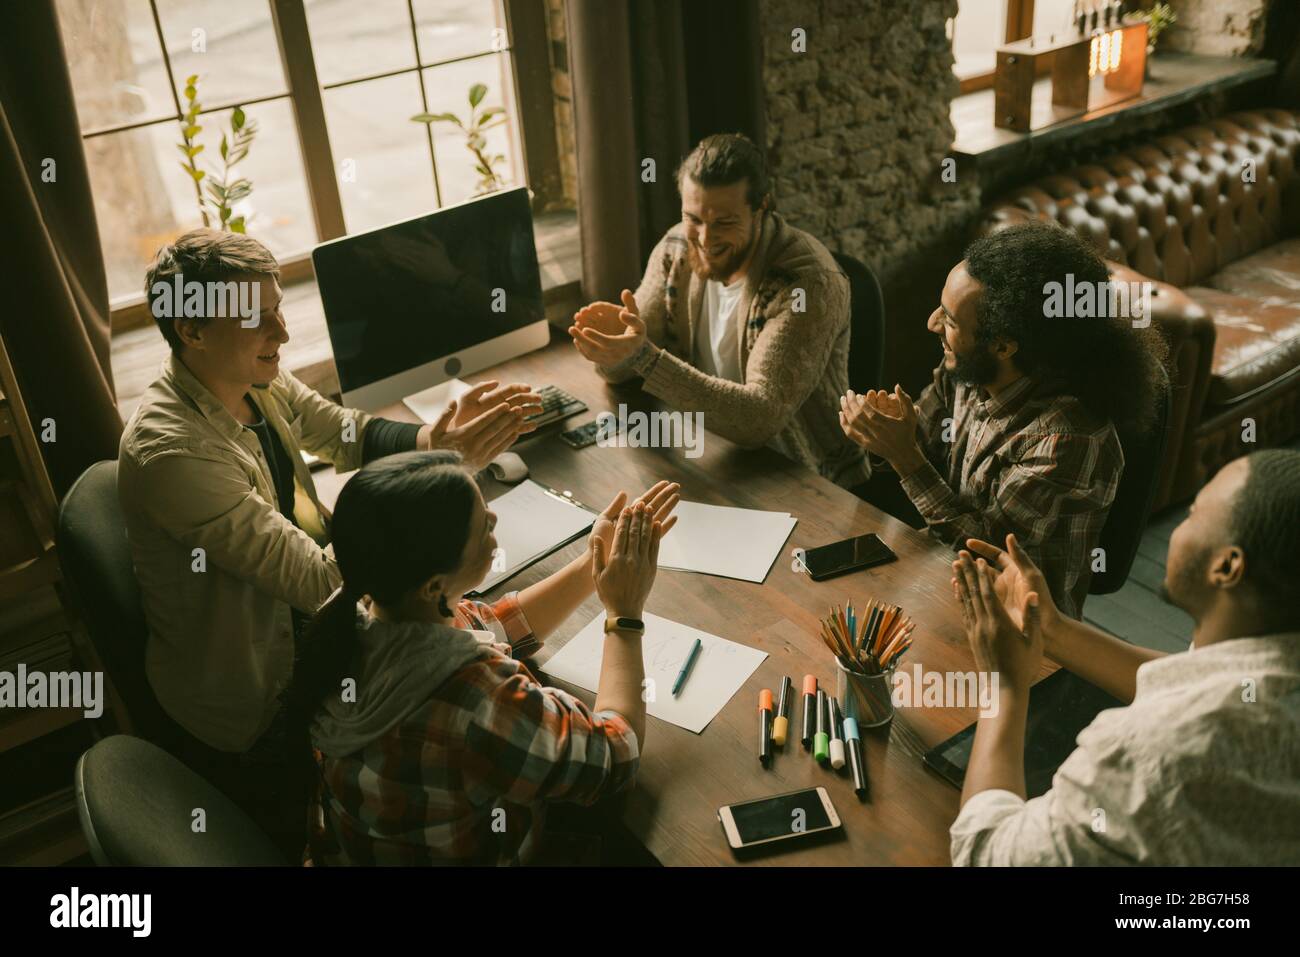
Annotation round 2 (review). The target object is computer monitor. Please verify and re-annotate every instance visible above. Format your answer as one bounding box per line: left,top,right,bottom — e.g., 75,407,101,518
312,187,550,412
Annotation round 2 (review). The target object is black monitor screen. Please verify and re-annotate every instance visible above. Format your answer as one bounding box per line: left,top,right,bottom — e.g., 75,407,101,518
312,187,543,393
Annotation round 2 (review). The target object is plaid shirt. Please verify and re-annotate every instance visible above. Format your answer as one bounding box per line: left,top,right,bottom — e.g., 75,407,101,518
310,595,639,865
899,365,1123,619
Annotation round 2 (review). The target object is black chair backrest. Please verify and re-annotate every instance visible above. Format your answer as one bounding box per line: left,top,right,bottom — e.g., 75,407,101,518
56,460,173,740
1089,367,1174,595
75,735,285,865
833,252,886,393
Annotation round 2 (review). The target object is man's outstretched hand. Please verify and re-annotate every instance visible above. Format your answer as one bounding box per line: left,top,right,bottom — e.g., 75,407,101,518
569,289,647,367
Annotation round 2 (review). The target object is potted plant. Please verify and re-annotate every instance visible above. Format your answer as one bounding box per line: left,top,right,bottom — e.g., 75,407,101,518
412,83,508,197
177,75,258,232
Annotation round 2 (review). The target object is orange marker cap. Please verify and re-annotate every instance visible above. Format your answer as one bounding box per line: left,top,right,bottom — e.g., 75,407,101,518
802,674,818,696
759,688,773,711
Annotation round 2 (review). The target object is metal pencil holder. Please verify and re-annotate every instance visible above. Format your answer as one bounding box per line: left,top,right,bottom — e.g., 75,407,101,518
836,658,895,728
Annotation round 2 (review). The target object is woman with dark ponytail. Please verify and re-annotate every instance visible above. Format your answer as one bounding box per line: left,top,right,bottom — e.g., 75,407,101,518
287,450,679,865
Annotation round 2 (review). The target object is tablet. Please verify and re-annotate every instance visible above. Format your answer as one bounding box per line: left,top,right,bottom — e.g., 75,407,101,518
922,669,1123,798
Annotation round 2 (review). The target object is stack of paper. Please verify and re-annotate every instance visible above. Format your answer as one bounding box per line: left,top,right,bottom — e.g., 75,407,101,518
657,501,797,584
473,480,594,593
543,612,767,734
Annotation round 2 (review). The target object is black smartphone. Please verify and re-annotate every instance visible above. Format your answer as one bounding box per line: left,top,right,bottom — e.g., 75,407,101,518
800,533,897,581
560,417,622,450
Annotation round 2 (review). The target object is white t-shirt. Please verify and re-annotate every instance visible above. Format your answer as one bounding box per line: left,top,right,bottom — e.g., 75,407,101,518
695,276,746,383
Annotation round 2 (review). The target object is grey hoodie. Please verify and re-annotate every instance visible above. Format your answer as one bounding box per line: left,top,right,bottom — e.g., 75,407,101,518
310,604,500,757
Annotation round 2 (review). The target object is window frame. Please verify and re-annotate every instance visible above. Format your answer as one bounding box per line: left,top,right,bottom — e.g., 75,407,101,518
83,0,562,333
954,0,1046,94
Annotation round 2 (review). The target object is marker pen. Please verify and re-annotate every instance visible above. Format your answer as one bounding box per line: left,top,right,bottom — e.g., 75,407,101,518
813,689,830,764
759,689,774,767
801,675,817,750
829,697,847,770
773,676,792,748
844,716,868,799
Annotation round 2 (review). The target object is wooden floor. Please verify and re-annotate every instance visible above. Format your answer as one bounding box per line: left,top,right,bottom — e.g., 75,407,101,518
1083,433,1300,654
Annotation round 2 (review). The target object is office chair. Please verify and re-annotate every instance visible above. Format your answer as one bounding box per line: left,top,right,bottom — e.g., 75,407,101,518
75,735,285,865
57,460,177,742
1088,366,1174,595
833,252,887,393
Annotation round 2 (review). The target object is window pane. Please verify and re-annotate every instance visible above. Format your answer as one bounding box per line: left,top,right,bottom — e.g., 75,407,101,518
324,73,439,234
421,54,520,207
413,0,506,65
952,0,1008,80
155,0,287,107
1033,0,1079,41
87,99,315,304
303,0,416,87
55,0,177,131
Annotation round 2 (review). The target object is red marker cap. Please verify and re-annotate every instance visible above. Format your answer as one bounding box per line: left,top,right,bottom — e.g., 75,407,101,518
759,688,773,711
802,674,818,696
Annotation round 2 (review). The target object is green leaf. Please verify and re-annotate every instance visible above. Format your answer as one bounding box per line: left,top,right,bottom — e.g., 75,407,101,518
190,168,206,182
478,106,504,122
183,124,201,140
228,216,246,234
411,111,462,126
184,85,197,101
186,74,198,86
469,83,487,108
219,205,231,222
232,106,245,132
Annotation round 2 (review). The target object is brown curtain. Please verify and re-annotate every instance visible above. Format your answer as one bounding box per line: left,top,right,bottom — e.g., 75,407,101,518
565,0,766,301
0,1,122,496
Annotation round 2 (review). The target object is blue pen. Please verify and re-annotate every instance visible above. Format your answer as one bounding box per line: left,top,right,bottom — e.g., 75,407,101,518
847,603,856,646
844,716,868,799
671,638,703,697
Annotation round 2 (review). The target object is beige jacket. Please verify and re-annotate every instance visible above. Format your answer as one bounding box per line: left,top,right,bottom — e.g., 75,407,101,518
601,211,870,488
118,355,373,751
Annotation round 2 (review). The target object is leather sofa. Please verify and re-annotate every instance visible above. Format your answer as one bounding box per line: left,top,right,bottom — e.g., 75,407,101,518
979,109,1300,509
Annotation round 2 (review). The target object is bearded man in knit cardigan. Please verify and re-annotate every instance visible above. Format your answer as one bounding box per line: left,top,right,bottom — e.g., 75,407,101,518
568,133,870,489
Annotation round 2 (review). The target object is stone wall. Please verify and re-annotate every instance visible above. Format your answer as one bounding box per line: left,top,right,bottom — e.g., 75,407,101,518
1165,0,1271,57
759,0,979,386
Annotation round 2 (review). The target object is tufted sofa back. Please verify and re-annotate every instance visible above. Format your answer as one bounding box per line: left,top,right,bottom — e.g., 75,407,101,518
980,110,1300,288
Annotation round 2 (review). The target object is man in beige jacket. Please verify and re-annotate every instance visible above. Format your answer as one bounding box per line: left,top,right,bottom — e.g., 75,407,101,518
568,134,869,489
119,229,538,857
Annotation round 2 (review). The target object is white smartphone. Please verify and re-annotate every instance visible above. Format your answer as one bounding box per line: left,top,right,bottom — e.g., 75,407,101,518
717,786,842,852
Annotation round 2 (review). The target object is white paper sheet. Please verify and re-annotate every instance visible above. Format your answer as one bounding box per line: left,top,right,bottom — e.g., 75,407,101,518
474,480,594,593
656,501,797,583
542,612,767,734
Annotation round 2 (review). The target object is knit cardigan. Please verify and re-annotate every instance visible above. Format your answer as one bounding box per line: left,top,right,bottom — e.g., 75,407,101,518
599,210,870,488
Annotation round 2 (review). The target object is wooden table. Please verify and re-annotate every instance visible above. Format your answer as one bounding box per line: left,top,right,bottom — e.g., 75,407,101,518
314,330,1002,866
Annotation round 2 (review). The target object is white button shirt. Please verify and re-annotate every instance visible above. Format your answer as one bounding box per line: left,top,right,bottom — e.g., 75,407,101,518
950,634,1300,865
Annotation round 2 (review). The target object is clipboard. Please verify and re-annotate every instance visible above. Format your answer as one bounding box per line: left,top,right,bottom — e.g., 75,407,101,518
469,480,597,595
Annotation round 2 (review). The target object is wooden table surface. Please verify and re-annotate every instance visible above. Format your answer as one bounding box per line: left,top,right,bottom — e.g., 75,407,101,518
313,329,1021,866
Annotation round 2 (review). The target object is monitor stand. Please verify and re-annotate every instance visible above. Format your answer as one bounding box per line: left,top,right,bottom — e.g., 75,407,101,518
402,378,472,424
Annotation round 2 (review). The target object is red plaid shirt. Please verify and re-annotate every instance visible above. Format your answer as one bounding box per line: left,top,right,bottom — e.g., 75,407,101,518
310,595,639,865
899,365,1123,619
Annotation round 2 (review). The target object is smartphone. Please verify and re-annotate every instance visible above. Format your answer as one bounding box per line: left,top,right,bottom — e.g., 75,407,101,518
800,533,897,581
560,417,621,450
717,786,842,854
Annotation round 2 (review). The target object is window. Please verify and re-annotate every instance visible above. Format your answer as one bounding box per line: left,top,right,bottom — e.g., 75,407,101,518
54,0,564,321
950,0,1079,92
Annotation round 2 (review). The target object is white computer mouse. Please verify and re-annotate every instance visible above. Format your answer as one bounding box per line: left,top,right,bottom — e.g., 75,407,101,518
487,451,529,483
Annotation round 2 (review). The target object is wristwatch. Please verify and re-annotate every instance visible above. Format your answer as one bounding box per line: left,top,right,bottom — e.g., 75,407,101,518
604,617,645,635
